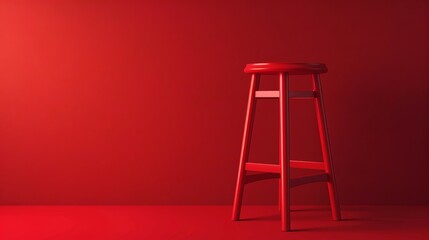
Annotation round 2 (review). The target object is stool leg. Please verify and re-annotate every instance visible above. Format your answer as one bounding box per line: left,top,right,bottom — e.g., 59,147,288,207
279,73,291,231
278,180,281,211
312,74,342,221
232,73,260,221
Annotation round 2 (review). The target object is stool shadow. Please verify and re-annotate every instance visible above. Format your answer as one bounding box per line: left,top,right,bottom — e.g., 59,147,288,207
240,215,363,232
240,207,335,222
240,214,280,221
290,207,330,212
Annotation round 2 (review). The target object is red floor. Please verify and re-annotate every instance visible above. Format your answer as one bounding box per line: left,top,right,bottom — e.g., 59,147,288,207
0,205,428,239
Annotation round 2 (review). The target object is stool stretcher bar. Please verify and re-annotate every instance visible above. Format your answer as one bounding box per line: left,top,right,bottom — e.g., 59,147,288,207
245,160,325,173
290,160,325,170
244,172,329,188
245,162,280,173
255,90,316,99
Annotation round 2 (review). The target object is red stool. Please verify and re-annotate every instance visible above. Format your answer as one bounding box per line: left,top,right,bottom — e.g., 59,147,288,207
232,63,341,231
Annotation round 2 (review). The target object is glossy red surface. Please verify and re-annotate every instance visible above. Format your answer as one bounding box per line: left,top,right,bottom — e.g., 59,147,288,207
1,205,428,240
244,63,327,74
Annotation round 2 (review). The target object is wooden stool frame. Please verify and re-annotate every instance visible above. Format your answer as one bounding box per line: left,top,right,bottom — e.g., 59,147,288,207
232,63,341,231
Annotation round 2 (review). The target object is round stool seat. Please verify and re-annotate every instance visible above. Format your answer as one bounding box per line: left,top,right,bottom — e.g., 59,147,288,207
244,62,328,75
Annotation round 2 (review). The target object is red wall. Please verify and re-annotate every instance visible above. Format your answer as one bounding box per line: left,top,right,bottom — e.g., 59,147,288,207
0,0,428,205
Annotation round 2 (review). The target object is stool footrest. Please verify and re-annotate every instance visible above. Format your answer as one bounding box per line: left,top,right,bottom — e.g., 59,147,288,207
245,160,325,173
244,172,329,187
255,91,279,98
255,91,316,99
290,160,325,170
245,163,280,173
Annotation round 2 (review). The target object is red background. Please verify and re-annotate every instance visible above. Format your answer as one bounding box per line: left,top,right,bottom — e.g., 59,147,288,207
0,0,428,205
